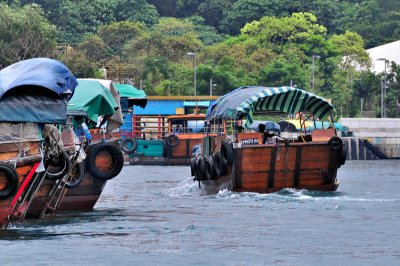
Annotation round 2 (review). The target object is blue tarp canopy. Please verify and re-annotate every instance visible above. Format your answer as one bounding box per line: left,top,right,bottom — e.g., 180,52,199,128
0,58,78,124
207,86,335,126
0,58,77,100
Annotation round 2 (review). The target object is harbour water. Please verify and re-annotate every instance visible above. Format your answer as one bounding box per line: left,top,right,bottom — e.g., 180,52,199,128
0,161,399,265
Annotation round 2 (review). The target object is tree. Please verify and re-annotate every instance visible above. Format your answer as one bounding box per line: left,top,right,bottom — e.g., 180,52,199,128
155,63,192,96
352,71,380,113
185,16,226,45
113,0,160,25
60,50,99,78
259,56,308,88
219,0,291,35
330,31,371,71
197,0,231,29
77,35,109,63
125,18,202,62
98,21,146,56
0,4,57,65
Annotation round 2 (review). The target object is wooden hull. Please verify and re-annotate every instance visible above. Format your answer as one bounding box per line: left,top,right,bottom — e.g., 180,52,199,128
201,142,342,194
165,135,203,165
25,140,123,218
129,135,203,166
25,173,106,218
0,141,42,226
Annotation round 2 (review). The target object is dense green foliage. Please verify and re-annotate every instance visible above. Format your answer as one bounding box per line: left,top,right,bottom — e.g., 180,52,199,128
0,0,399,117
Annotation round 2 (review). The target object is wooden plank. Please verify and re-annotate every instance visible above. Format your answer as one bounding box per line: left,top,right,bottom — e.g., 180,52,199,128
311,129,335,142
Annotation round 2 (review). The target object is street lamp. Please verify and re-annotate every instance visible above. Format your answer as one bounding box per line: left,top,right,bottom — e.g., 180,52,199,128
312,55,320,93
209,78,217,97
377,58,388,118
187,52,197,97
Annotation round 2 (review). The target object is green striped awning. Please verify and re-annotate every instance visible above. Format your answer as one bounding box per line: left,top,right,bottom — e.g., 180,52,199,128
206,86,335,126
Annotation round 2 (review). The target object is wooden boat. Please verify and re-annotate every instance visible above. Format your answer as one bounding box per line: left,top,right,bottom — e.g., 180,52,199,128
192,86,347,194
25,79,124,218
0,58,78,228
127,113,206,165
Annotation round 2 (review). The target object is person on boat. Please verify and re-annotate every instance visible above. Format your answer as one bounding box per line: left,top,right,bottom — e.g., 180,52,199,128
236,119,244,133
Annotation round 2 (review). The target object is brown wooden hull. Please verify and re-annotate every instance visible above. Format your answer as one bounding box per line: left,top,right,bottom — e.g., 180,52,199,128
25,140,122,218
25,173,106,218
0,140,42,226
167,136,203,165
201,142,342,194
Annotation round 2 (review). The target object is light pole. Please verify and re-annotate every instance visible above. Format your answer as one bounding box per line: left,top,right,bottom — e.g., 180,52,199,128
187,52,197,97
377,58,388,117
209,78,217,98
312,55,320,93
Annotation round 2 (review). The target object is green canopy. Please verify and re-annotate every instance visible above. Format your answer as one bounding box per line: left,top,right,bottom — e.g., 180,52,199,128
67,79,118,124
206,86,335,127
115,83,147,108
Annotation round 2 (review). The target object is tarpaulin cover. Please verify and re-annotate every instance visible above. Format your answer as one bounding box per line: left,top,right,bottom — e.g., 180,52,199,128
83,79,123,131
0,122,40,144
0,58,78,123
206,86,335,126
278,119,344,133
0,58,77,100
68,79,117,126
115,83,147,109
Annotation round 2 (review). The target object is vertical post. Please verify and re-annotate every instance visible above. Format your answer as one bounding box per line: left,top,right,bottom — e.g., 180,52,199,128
209,78,213,97
158,114,162,139
383,60,387,117
377,58,388,118
381,79,384,118
187,52,197,98
360,98,363,117
194,52,197,98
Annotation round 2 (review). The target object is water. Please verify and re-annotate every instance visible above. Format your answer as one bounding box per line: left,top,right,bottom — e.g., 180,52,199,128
1,161,399,265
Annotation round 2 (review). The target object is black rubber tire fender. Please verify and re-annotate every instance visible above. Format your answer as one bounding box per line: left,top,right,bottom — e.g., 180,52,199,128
86,143,124,180
221,140,234,166
0,163,19,200
328,136,343,150
121,138,137,154
190,157,197,177
212,152,225,177
194,157,202,180
205,156,217,180
64,162,85,189
338,141,347,168
162,138,170,158
196,156,207,181
166,134,179,148
45,151,71,181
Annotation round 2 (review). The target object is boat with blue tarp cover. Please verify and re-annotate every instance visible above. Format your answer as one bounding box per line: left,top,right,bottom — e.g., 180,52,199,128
0,58,77,228
25,79,125,218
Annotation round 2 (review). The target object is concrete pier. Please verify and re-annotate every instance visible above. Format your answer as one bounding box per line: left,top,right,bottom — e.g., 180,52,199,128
339,118,400,159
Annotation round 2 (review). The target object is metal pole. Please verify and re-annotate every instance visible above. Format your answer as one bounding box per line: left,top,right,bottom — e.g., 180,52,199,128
381,79,384,118
383,60,387,117
209,78,212,97
194,53,197,97
360,98,363,117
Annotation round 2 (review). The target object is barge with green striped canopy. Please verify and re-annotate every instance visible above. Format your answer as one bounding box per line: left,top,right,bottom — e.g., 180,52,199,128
192,86,346,194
